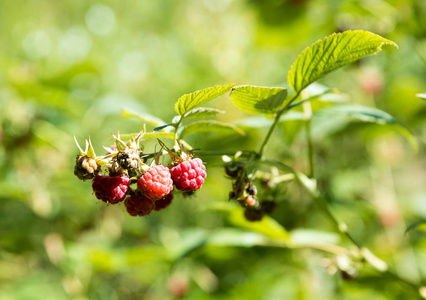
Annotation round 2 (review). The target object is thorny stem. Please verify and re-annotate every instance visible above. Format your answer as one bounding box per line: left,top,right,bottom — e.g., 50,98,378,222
258,91,301,157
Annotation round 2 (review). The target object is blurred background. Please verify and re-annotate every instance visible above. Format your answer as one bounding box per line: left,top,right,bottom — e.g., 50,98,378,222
0,0,425,299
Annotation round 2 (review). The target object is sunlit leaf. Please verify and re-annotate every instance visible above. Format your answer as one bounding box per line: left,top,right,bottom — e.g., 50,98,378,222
288,30,398,92
229,85,287,114
290,229,340,245
175,83,238,115
183,107,225,119
208,229,271,247
180,120,245,137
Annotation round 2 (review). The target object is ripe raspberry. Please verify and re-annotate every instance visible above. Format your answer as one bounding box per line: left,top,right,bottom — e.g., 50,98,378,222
124,194,154,216
137,165,173,200
154,193,173,211
92,174,129,204
170,158,206,191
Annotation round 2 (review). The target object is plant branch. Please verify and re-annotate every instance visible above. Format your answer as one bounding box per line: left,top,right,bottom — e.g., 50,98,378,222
258,91,301,157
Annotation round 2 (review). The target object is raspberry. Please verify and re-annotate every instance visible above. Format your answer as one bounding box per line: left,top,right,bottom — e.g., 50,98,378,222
245,195,257,207
244,207,264,222
170,158,206,191
137,165,173,200
261,201,277,215
154,193,173,211
74,155,98,181
124,194,154,216
92,174,129,204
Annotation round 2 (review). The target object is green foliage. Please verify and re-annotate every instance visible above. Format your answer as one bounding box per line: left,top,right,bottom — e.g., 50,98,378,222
288,30,398,92
1,1,425,299
314,104,418,150
174,83,238,115
183,107,225,119
179,120,245,137
229,85,288,115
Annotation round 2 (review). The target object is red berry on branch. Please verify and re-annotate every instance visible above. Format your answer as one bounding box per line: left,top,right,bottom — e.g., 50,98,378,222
92,175,129,204
124,194,154,216
137,165,173,200
170,158,206,191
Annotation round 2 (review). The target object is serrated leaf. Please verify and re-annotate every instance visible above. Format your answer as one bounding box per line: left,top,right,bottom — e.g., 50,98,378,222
175,83,238,115
183,107,225,119
121,108,166,128
229,85,288,114
288,30,398,92
180,120,245,137
314,104,418,151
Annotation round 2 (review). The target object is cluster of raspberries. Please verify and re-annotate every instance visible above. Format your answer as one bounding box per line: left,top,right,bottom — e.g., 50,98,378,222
74,136,207,217
88,160,206,217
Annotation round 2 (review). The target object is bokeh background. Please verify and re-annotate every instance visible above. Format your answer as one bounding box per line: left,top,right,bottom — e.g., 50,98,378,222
1,0,426,299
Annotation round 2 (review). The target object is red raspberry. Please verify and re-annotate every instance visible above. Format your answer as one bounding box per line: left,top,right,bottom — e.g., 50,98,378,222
92,175,129,204
154,193,173,211
170,158,206,191
124,194,154,216
137,165,173,200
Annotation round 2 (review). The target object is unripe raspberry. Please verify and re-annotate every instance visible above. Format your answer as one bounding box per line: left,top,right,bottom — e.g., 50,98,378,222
116,148,140,170
246,181,257,196
74,155,99,181
137,165,173,200
170,158,206,191
261,201,277,215
244,207,264,222
124,194,154,216
154,193,173,211
245,195,257,207
92,174,129,204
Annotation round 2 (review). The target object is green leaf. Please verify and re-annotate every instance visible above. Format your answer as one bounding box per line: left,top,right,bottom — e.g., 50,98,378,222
207,229,271,247
229,85,288,114
211,203,290,241
405,220,426,234
288,30,398,92
153,124,175,131
174,83,238,115
290,229,340,245
121,108,166,128
180,120,245,137
236,111,304,129
183,107,225,119
314,104,418,151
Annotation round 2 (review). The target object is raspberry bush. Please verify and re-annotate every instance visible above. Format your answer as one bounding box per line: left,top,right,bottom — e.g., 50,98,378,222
73,30,426,298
